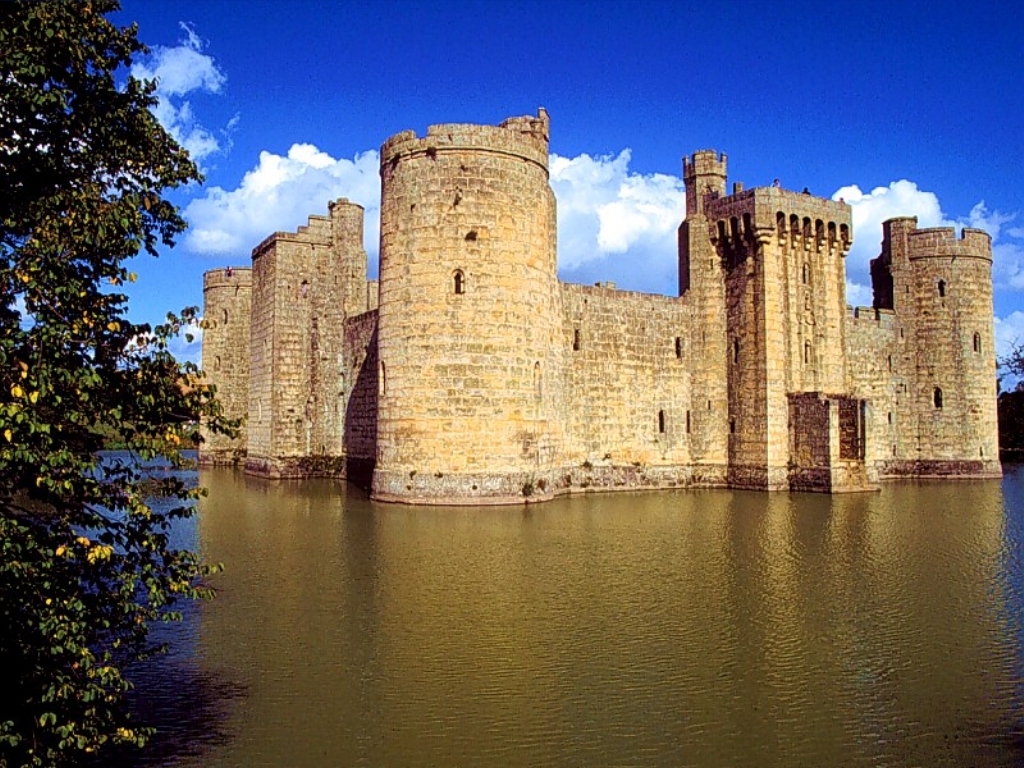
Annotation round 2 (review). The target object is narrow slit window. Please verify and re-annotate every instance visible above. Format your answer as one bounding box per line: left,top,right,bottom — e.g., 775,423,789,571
732,338,739,363
675,336,683,359
686,410,691,434
379,361,386,396
573,328,581,351
937,279,946,297
973,332,981,354
933,387,943,409
658,410,666,434
804,342,811,365
453,270,465,294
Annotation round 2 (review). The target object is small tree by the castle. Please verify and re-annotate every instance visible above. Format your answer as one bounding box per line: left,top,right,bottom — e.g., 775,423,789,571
999,341,1024,457
0,2,232,764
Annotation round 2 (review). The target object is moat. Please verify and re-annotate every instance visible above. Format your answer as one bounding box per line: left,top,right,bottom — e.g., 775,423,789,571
128,464,1024,767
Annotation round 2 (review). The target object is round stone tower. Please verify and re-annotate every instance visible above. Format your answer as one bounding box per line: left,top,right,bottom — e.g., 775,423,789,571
200,266,252,465
373,108,566,504
904,225,1000,474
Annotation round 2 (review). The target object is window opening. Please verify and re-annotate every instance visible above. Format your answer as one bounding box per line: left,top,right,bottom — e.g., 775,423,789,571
933,387,943,409
573,328,581,351
658,410,666,434
937,279,946,297
675,336,683,359
379,361,386,396
222,308,228,325
453,270,465,295
973,332,981,353
686,410,691,434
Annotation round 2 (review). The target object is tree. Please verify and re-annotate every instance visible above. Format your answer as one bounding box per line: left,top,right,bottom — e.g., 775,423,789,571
999,341,1024,458
0,2,231,764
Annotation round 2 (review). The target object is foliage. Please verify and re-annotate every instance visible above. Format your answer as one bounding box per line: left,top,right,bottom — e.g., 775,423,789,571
0,2,232,765
999,341,1024,457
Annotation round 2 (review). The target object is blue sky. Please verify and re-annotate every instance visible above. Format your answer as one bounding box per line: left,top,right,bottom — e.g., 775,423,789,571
112,0,1024,366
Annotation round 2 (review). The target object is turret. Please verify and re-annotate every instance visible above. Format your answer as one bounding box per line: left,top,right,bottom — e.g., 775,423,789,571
200,267,252,465
373,109,566,503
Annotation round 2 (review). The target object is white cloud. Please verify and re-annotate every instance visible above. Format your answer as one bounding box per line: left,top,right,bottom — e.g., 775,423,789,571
168,320,203,366
845,280,873,308
182,144,381,261
131,22,231,163
549,150,686,292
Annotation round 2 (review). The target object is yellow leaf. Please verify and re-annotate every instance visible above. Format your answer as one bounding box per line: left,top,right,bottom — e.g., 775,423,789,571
128,272,138,283
29,391,38,404
107,321,120,332
3,429,11,442
11,384,23,398
55,545,66,557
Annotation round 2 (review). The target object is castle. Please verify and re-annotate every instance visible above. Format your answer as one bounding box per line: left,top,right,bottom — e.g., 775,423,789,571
200,109,1001,504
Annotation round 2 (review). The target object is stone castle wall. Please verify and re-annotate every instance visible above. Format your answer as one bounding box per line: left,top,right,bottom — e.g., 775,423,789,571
200,110,1001,503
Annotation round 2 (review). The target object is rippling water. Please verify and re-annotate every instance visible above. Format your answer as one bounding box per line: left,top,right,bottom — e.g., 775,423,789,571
125,466,1024,767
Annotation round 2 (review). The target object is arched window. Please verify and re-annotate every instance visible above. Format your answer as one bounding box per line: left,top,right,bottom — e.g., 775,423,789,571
658,410,666,434
937,279,946,297
453,270,465,295
933,387,943,409
300,279,309,298
973,332,981,354
804,342,811,365
533,361,542,398
214,355,221,371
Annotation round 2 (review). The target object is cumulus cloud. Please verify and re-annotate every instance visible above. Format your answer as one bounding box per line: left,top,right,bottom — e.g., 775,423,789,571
183,145,381,261
131,23,232,163
167,320,203,366
549,150,686,292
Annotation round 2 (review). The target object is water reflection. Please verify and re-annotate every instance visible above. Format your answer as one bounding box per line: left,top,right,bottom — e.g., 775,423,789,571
135,470,1024,767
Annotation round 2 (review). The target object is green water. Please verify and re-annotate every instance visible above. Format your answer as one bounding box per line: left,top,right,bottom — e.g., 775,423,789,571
129,466,1024,767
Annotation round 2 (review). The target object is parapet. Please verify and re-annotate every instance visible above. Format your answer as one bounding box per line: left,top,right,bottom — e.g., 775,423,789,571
908,226,992,261
380,108,550,174
203,266,252,291
704,184,852,250
683,150,727,180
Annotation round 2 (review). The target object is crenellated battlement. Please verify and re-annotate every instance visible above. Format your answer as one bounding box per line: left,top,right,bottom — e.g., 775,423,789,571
848,305,897,329
705,186,852,256
380,108,550,175
683,149,727,179
908,226,992,261
203,266,252,291
251,199,366,259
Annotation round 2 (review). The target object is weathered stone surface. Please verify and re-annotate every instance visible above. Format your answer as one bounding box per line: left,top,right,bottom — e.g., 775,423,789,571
199,111,1001,503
